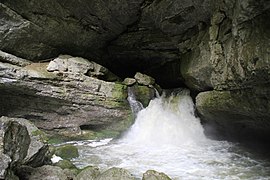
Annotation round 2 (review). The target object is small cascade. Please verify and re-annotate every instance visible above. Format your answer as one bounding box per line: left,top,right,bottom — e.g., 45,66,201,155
127,87,144,116
122,89,206,146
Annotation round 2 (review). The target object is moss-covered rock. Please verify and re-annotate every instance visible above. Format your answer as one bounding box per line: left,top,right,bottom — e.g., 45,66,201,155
55,159,77,170
76,166,100,180
196,87,270,141
55,145,79,160
142,170,172,180
96,167,136,180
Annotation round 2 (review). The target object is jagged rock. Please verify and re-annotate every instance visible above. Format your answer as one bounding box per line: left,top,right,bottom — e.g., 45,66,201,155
134,72,155,86
123,78,136,86
0,117,49,179
28,165,68,180
75,166,100,180
142,170,172,180
54,145,79,160
96,167,135,180
1,116,48,167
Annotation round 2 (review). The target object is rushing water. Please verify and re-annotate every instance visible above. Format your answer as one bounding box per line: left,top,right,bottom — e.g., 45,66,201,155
71,89,270,179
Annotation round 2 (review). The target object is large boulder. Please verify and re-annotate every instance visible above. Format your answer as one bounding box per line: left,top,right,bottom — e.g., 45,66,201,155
0,116,49,179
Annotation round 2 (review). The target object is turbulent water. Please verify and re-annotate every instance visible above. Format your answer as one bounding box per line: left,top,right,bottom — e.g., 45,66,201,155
71,89,270,180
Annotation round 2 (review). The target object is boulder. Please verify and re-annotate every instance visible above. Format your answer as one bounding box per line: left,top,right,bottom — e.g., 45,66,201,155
123,78,136,86
75,166,100,180
28,165,68,180
54,145,79,160
134,72,155,86
96,167,136,180
1,116,48,167
0,116,49,179
54,159,77,170
142,170,172,180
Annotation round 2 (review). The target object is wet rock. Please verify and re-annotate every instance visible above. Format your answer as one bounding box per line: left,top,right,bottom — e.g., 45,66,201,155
96,167,135,180
28,165,68,180
134,72,155,86
142,170,172,180
55,159,77,170
54,145,79,160
75,166,100,180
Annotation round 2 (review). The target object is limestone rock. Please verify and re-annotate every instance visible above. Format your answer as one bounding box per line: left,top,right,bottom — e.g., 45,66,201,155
0,50,31,67
96,167,136,180
196,87,270,141
123,78,136,86
0,53,132,140
28,165,68,180
134,72,155,86
75,166,100,180
142,170,172,180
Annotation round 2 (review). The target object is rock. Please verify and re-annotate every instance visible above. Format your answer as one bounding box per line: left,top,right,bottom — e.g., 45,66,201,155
28,165,68,180
196,87,270,141
0,50,31,67
142,170,172,180
0,153,11,179
134,72,155,86
55,160,77,170
123,78,136,86
75,166,100,180
0,53,132,140
47,55,92,75
1,116,48,167
96,167,135,180
0,117,49,179
129,85,155,107
54,145,79,160
0,0,143,60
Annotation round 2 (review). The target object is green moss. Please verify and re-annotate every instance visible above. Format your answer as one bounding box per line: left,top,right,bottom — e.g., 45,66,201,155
31,129,48,142
55,145,79,160
54,159,78,170
112,83,128,100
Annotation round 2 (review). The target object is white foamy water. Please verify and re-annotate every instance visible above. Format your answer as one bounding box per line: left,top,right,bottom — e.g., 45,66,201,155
71,90,270,179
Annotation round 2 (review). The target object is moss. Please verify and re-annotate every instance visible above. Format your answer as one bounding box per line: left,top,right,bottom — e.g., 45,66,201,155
54,145,79,160
31,129,48,142
54,159,78,170
112,83,128,100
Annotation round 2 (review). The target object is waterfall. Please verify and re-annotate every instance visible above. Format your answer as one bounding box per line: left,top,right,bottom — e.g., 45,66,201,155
72,89,270,180
127,87,144,116
122,89,207,146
